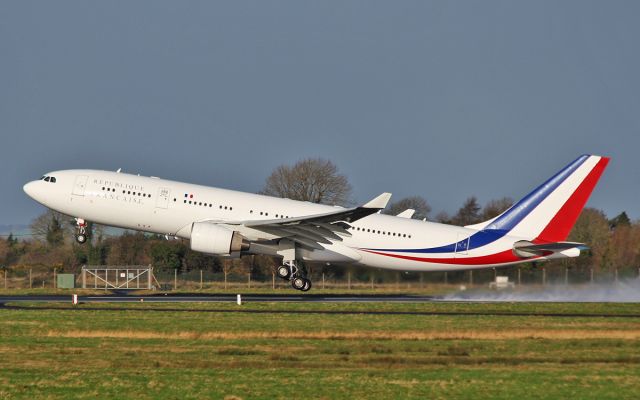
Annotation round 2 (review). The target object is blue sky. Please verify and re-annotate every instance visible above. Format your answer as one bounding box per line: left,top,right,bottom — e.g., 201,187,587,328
1,1,638,225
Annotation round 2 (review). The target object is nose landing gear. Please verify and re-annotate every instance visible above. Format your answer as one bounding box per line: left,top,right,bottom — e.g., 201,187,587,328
75,218,88,244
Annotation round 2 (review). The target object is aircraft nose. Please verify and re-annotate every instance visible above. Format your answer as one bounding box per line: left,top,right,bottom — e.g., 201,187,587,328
23,181,38,199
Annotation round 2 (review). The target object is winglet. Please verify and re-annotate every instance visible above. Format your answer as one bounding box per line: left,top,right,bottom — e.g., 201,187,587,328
363,192,392,209
397,209,415,218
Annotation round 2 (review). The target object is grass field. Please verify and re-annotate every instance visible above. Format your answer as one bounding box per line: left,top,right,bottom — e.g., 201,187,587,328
1,301,640,399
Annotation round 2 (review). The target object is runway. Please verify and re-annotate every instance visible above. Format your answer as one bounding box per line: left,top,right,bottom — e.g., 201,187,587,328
0,293,436,304
2,293,639,318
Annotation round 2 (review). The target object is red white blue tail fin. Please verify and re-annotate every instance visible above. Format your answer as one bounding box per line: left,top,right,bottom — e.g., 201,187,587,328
477,155,609,242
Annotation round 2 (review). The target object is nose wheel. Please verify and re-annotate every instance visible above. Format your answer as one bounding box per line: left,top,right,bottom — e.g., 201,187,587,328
75,218,89,244
277,261,312,291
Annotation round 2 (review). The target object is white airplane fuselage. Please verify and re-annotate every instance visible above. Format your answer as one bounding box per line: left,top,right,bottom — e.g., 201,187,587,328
23,155,610,275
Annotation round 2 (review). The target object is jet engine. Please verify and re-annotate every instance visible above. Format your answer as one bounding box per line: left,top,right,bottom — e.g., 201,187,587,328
190,222,249,255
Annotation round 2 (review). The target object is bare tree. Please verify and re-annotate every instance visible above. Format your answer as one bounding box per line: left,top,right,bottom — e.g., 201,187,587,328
383,196,431,220
434,211,451,224
262,158,352,206
481,197,514,220
451,196,482,226
30,210,75,244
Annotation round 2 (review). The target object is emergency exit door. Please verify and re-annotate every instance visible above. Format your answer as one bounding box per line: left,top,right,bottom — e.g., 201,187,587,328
72,175,88,196
155,187,171,209
454,234,470,257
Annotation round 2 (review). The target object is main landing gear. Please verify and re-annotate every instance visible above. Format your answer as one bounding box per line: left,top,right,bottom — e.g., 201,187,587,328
75,218,88,244
277,261,312,292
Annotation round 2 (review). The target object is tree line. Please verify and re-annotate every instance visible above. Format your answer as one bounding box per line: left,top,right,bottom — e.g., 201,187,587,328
1,158,637,281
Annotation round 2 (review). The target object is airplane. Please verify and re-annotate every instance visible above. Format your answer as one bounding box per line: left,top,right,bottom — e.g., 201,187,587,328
23,154,609,291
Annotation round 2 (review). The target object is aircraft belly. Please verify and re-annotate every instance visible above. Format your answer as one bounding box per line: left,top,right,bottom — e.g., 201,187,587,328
300,243,362,263
358,250,520,272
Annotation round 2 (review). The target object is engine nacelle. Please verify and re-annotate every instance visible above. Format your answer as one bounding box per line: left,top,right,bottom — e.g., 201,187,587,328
190,223,249,255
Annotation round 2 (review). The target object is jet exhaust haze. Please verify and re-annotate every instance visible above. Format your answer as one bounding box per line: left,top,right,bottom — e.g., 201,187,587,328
442,280,640,303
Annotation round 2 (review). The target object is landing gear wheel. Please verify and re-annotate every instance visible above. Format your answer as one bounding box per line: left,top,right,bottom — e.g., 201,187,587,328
301,279,312,292
75,218,88,245
292,277,306,290
277,265,291,280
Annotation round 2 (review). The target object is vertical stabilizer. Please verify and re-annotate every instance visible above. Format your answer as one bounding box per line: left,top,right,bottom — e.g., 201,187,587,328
480,155,609,242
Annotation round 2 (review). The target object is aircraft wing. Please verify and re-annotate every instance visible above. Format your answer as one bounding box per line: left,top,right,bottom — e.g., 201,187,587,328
513,241,588,258
225,193,392,250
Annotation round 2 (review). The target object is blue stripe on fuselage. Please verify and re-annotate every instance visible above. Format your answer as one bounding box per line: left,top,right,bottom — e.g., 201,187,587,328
366,155,590,254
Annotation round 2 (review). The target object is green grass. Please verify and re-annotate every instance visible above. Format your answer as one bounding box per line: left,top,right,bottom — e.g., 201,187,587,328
1,302,640,399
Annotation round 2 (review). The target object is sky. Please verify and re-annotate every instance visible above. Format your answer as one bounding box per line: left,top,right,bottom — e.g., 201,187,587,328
1,1,639,226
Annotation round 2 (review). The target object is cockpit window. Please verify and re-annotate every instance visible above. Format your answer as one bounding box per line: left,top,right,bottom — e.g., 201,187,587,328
40,176,46,180
44,177,50,182
50,177,56,183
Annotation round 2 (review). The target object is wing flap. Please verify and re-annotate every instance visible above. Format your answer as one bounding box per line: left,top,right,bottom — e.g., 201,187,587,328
243,192,391,249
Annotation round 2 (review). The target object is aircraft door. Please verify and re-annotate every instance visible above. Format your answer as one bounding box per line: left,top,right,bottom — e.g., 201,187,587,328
454,234,470,257
155,187,171,209
72,175,88,196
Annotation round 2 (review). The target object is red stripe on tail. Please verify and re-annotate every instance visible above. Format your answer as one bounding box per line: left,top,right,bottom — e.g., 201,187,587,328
535,157,609,243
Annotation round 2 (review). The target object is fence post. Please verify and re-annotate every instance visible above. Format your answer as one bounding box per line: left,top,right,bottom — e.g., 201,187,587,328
272,272,275,290
371,273,374,290
517,267,521,286
615,268,619,283
248,270,251,289
565,267,569,285
347,270,351,290
542,268,546,286
322,272,325,290
3,270,6,290
29,268,32,289
174,269,177,291
444,272,448,285
54,268,57,289
590,267,594,284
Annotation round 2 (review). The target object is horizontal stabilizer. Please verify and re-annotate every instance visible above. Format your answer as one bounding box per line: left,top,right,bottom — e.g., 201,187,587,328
513,240,587,258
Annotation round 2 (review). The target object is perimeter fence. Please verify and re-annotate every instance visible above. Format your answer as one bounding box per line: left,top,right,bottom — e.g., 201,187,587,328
1,263,640,291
